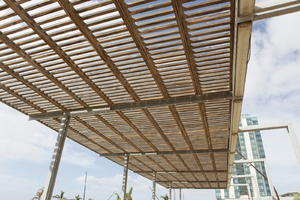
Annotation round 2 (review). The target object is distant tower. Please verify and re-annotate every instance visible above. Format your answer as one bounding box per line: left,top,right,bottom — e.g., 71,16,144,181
215,115,275,200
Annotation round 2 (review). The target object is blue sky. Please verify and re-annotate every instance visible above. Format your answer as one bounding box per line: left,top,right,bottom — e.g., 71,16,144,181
0,10,300,200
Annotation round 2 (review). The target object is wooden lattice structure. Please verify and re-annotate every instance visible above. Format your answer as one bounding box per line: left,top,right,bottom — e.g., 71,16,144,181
0,0,255,189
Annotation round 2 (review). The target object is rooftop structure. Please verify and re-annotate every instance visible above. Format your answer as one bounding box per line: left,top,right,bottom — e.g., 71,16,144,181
0,0,300,199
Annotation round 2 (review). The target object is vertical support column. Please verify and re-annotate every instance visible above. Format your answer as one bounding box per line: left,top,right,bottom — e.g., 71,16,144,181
41,114,70,200
179,189,182,200
152,172,156,200
173,189,176,200
122,154,129,200
169,185,172,200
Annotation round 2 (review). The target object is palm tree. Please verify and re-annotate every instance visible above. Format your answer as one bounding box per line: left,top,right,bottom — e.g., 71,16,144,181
74,195,82,200
124,187,133,200
32,188,43,200
160,194,169,200
115,187,133,200
53,191,65,199
115,194,121,200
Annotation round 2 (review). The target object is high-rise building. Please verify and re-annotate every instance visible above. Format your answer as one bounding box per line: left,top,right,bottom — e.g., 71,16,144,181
215,115,275,200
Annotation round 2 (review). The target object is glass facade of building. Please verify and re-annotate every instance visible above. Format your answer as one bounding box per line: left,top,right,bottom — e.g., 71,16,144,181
215,115,273,200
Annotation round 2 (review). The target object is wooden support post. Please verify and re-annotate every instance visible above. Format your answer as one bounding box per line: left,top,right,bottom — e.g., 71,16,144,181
41,114,70,200
122,154,129,200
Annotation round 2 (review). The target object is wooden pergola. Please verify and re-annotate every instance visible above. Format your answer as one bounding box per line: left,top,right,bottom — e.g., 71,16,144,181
1,0,299,199
0,0,252,191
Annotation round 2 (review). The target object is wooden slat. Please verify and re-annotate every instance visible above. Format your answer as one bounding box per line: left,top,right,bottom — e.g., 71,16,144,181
0,31,87,108
0,0,238,189
4,0,112,105
171,0,224,187
58,1,194,182
0,62,64,110
113,3,207,185
58,0,140,102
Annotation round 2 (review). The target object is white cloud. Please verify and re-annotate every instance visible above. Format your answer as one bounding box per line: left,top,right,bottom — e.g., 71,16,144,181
244,12,300,132
0,104,98,200
267,14,300,55
0,167,39,200
243,12,300,194
62,144,97,167
0,104,96,167
0,106,55,162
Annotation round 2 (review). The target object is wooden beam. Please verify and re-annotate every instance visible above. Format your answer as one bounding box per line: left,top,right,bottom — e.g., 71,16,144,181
58,0,139,102
0,0,237,189
0,83,113,156
171,0,226,187
114,0,169,98
227,0,254,187
0,31,87,108
114,0,208,186
0,83,45,113
116,112,191,185
4,0,112,105
157,181,227,183
74,117,177,183
0,62,64,110
30,91,235,120
95,120,187,186
167,186,226,189
171,0,202,96
57,2,191,184
100,148,228,157
135,170,227,174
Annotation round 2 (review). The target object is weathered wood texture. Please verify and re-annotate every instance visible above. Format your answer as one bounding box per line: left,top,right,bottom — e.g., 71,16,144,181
0,0,236,189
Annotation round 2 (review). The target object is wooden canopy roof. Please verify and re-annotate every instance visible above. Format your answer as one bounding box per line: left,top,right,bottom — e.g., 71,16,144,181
0,0,253,189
